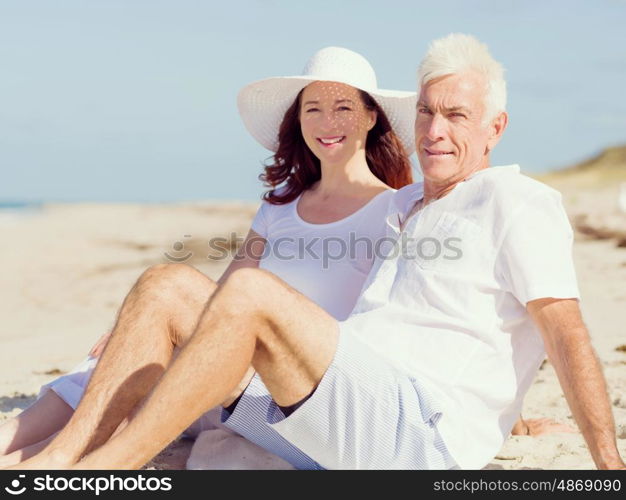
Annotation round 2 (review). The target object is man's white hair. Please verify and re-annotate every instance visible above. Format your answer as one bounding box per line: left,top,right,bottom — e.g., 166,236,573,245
417,33,506,125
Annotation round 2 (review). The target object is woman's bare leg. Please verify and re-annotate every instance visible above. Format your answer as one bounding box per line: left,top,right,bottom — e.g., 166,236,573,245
0,433,60,467
0,390,72,465
12,263,221,469
70,268,338,470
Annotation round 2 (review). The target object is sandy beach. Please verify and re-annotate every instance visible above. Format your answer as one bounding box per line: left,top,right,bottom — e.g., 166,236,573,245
1,158,625,469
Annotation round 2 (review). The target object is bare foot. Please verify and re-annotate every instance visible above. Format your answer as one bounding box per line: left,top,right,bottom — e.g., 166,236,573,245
511,417,578,436
4,448,75,470
0,452,23,468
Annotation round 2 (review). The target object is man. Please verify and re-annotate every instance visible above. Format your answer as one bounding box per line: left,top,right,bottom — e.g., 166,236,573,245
13,34,624,470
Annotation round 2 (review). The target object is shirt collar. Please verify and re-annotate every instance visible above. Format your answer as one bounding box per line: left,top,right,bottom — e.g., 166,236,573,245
385,165,521,233
465,164,520,182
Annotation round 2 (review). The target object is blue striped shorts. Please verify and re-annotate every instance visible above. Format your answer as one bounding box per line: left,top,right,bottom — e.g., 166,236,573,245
221,326,457,470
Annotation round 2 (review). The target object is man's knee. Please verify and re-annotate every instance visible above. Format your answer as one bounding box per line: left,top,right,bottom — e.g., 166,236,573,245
218,268,278,319
222,268,271,299
224,266,261,285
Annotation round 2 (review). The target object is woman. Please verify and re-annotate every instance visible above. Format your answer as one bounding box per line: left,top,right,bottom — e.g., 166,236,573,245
0,46,415,468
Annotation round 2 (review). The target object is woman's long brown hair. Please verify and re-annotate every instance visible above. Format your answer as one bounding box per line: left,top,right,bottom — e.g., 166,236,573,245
260,89,413,204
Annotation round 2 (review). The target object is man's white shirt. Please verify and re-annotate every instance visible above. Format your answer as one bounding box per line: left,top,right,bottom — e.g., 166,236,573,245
342,165,580,469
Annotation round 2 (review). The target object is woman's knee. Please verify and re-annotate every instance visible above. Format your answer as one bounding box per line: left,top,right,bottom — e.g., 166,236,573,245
139,263,205,286
138,264,217,304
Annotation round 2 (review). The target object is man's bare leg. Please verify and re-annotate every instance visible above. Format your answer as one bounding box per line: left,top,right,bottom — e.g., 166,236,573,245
72,268,338,469
13,263,222,469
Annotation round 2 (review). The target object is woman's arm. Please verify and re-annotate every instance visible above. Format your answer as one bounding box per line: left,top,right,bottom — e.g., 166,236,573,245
217,228,266,285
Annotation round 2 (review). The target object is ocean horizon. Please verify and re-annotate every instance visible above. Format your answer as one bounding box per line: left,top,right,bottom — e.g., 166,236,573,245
0,198,259,210
0,200,44,210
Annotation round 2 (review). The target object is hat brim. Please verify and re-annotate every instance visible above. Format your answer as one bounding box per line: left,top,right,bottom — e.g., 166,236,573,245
237,76,417,155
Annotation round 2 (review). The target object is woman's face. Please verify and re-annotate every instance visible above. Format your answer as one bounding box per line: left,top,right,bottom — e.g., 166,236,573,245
299,81,376,167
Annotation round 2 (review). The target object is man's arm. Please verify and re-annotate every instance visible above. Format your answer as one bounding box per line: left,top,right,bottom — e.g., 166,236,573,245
527,297,624,469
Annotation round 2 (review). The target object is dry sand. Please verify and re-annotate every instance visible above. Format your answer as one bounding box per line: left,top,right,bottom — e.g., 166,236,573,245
0,202,256,469
1,178,625,469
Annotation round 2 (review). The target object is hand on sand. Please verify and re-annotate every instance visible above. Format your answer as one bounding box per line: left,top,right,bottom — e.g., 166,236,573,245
511,417,578,437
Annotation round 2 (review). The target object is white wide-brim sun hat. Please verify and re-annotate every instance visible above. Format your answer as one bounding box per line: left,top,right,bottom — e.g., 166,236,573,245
237,46,417,155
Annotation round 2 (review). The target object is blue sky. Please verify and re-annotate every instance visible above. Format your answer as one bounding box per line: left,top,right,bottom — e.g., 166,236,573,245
1,0,625,202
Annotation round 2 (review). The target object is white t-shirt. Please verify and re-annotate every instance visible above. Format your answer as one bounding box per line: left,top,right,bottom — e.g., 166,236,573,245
342,165,580,469
251,189,395,321
40,189,395,412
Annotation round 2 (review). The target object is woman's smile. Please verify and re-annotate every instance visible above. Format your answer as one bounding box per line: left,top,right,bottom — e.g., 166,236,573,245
317,136,346,147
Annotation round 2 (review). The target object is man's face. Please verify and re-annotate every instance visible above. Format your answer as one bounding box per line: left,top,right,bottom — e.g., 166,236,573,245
415,71,495,187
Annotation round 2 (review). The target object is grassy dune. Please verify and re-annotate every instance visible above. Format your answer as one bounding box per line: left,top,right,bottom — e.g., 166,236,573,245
536,144,626,246
538,145,626,188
